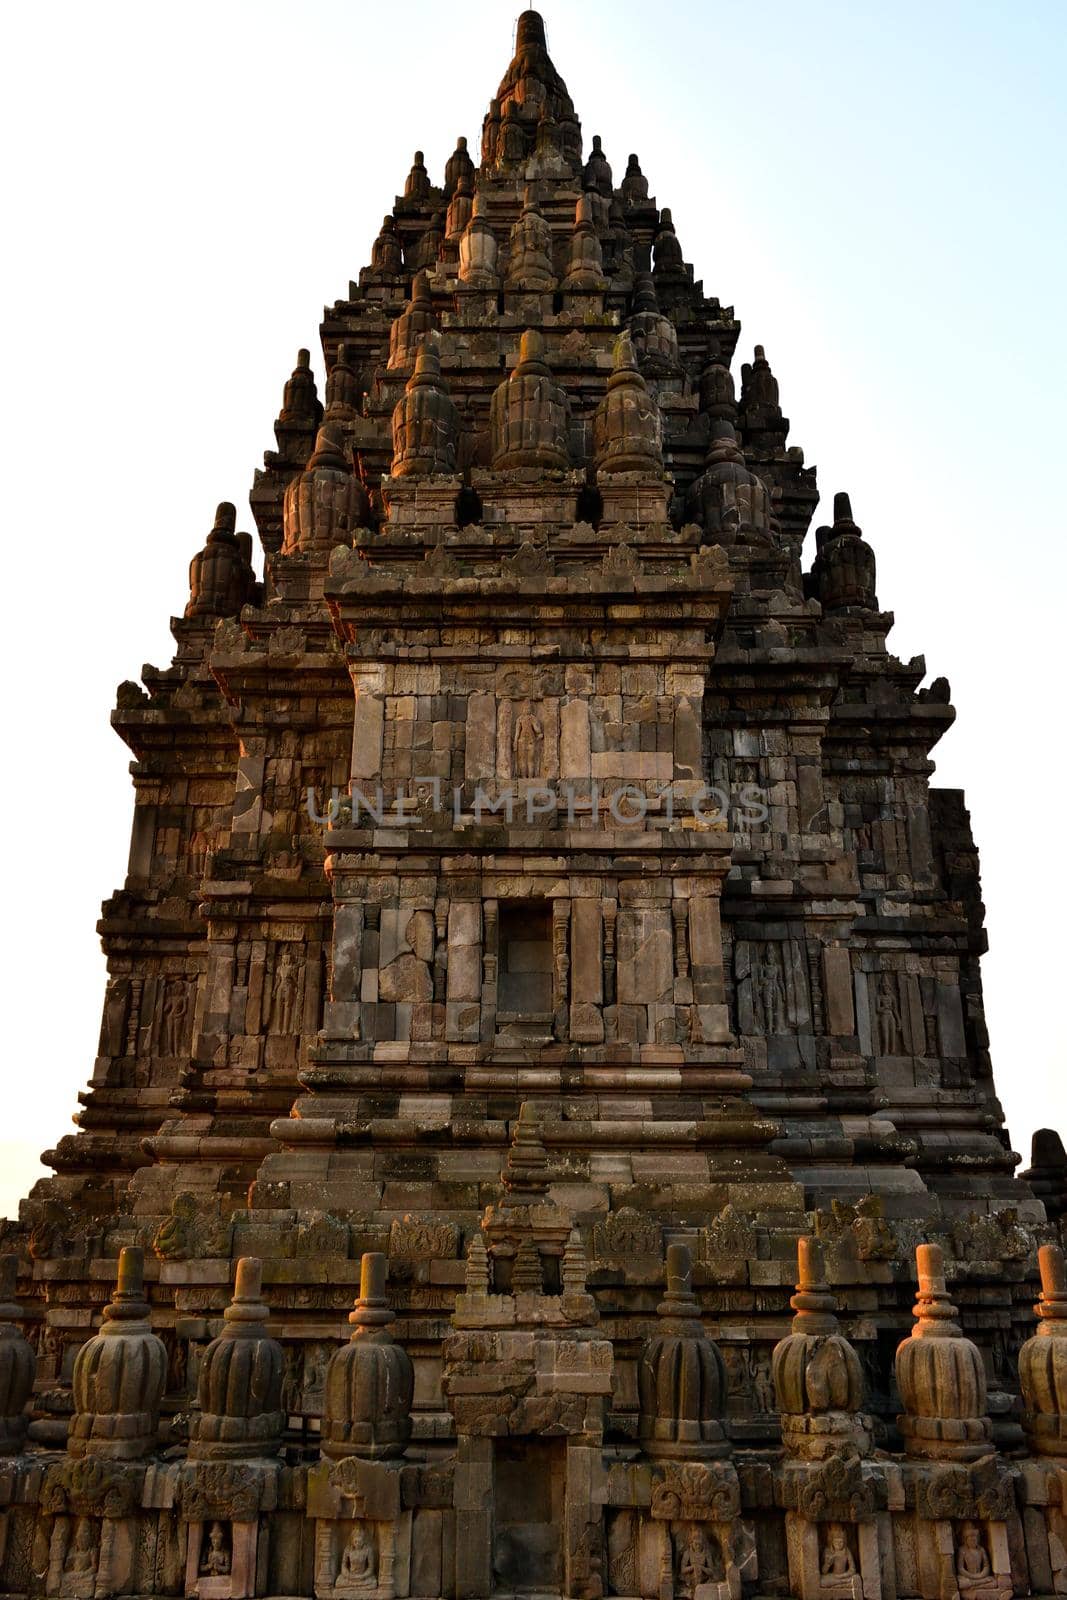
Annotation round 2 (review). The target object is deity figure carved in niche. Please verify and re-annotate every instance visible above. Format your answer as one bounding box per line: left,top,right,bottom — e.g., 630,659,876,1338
161,981,189,1056
65,1518,95,1575
820,1525,858,1594
338,1523,376,1591
679,1526,715,1597
759,944,786,1033
876,972,903,1055
201,1523,231,1577
513,702,544,778
270,948,300,1034
955,1524,1009,1600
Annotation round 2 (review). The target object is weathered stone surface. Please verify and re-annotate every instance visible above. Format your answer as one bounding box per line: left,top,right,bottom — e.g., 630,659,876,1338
2,12,1057,1600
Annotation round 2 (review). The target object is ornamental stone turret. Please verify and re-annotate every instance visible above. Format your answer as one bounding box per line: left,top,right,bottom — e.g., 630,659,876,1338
582,133,612,196
459,193,499,288
653,207,686,278
1021,1130,1067,1225
505,188,556,291
638,1242,730,1459
481,101,501,165
592,330,662,474
687,422,775,542
369,215,403,275
388,272,437,370
561,194,607,290
411,211,445,273
628,273,680,376
0,1257,34,1455
278,347,322,426
282,423,369,555
325,342,362,420
186,501,255,620
740,343,784,432
322,1252,413,1461
1019,1243,1067,1458
771,1236,872,1459
621,151,650,206
530,109,569,179
403,149,430,201
489,329,569,470
391,335,460,477
895,1241,992,1461
189,1256,284,1461
699,356,737,422
445,173,474,244
69,1246,166,1460
812,492,878,611
443,134,474,198
498,101,527,169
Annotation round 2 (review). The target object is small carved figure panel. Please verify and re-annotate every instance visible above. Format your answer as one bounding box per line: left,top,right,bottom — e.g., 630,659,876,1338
200,1523,231,1578
335,1523,376,1593
954,1524,1010,1600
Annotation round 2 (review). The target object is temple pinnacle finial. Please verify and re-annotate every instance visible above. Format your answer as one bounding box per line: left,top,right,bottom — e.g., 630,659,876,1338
516,9,547,49
833,490,856,527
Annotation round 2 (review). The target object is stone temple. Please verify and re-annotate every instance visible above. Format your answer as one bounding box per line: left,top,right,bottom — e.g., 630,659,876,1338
4,12,1067,1600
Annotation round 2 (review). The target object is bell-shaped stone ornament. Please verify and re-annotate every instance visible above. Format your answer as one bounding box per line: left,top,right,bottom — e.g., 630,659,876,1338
592,331,662,475
489,329,570,471
739,343,783,429
895,1242,992,1461
278,347,322,426
186,502,253,620
70,1247,167,1460
403,149,430,201
698,356,736,421
621,152,650,206
282,423,370,556
561,194,607,291
653,207,686,278
388,272,438,370
558,111,582,167
325,342,362,420
581,133,613,196
322,1253,413,1461
459,194,500,289
411,211,445,273
481,101,501,166
391,334,460,477
498,102,528,169
816,492,878,611
190,1257,285,1461
687,422,775,542
445,173,475,243
443,134,474,198
370,215,404,275
0,1256,35,1455
1019,1243,1067,1458
771,1237,871,1459
628,274,680,376
637,1243,730,1459
505,188,556,291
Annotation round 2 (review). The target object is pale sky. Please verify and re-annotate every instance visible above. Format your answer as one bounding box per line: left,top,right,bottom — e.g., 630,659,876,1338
1,0,1064,1218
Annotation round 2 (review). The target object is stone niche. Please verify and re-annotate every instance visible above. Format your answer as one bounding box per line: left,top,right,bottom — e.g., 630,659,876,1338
496,902,553,1023
492,1437,565,1592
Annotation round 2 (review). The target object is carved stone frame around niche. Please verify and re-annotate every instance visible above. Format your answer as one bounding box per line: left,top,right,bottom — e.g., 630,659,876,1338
313,1517,406,1600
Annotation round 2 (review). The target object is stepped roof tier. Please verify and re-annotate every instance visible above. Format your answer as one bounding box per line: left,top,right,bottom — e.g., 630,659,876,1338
0,15,1061,1600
